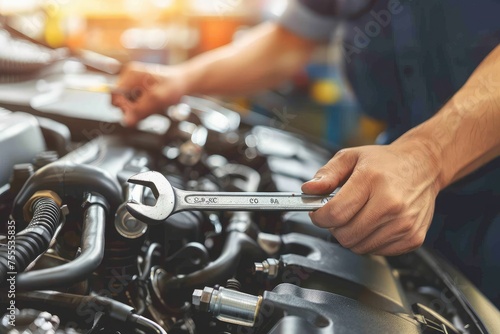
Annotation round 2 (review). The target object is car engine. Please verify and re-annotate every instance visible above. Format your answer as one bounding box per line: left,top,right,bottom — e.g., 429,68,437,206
0,96,499,334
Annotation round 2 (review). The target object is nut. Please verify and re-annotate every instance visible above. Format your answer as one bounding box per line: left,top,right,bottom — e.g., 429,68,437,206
192,289,203,307
196,286,214,312
265,258,280,279
254,259,280,279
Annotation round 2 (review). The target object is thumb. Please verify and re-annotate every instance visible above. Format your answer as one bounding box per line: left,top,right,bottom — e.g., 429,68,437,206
302,149,358,195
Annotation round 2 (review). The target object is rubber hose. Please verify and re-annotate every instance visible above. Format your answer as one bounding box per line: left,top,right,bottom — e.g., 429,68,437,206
160,230,265,290
5,291,166,333
8,291,135,323
13,162,122,224
0,197,60,283
16,195,106,290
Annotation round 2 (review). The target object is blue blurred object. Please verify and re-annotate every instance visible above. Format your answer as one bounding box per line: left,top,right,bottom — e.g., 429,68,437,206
306,63,359,146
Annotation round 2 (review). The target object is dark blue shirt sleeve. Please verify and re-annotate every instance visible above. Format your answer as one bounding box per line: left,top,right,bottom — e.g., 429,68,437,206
277,0,373,41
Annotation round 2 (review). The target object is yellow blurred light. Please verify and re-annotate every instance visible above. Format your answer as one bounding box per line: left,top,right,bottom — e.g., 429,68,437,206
310,80,342,105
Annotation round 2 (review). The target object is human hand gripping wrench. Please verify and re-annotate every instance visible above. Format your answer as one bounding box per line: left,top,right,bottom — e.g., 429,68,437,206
126,171,337,225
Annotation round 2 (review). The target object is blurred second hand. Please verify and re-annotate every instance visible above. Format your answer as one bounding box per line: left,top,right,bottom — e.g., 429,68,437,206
65,83,141,101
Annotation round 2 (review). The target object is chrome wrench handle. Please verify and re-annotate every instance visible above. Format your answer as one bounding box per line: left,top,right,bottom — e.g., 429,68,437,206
174,189,337,212
126,171,338,225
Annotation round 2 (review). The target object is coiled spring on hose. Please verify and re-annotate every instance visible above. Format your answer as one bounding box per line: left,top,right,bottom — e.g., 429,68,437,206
0,197,61,282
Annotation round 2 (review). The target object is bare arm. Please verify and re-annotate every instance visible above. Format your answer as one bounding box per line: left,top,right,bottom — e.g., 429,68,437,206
402,44,500,188
112,22,317,126
180,22,317,96
303,45,500,256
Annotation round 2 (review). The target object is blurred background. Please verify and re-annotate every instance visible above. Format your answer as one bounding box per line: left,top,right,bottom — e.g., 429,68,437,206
0,0,386,146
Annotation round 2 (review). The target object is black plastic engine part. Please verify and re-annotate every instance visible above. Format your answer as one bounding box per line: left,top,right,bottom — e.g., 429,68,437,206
259,283,421,334
280,211,332,240
0,111,46,187
279,233,411,314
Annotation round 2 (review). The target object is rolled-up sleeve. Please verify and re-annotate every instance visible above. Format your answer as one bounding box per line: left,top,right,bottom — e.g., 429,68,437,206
277,0,338,42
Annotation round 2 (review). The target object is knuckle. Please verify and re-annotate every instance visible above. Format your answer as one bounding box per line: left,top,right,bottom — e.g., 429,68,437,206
332,148,354,163
333,231,356,248
384,194,406,213
334,148,349,159
350,245,369,255
353,161,369,175
366,168,385,183
368,167,386,183
353,236,385,254
328,206,351,227
398,220,413,234
314,166,331,178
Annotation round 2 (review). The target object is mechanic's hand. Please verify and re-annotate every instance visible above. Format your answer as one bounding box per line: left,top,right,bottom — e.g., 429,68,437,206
111,62,186,127
302,140,442,256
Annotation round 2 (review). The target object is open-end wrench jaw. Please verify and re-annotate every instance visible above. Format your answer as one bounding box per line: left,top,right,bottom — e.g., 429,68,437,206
126,171,176,225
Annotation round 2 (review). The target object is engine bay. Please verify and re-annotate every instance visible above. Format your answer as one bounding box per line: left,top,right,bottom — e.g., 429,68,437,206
0,98,499,334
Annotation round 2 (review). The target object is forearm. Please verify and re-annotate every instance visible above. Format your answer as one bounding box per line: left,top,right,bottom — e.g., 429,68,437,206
178,22,317,96
395,45,500,189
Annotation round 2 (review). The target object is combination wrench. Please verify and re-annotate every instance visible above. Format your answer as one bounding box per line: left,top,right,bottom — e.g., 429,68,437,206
126,171,337,225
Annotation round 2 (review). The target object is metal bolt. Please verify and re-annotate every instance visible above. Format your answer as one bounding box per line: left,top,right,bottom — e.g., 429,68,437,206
254,258,280,279
254,261,269,274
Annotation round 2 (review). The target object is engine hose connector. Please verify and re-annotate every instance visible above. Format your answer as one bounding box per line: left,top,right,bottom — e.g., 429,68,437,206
192,287,262,327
